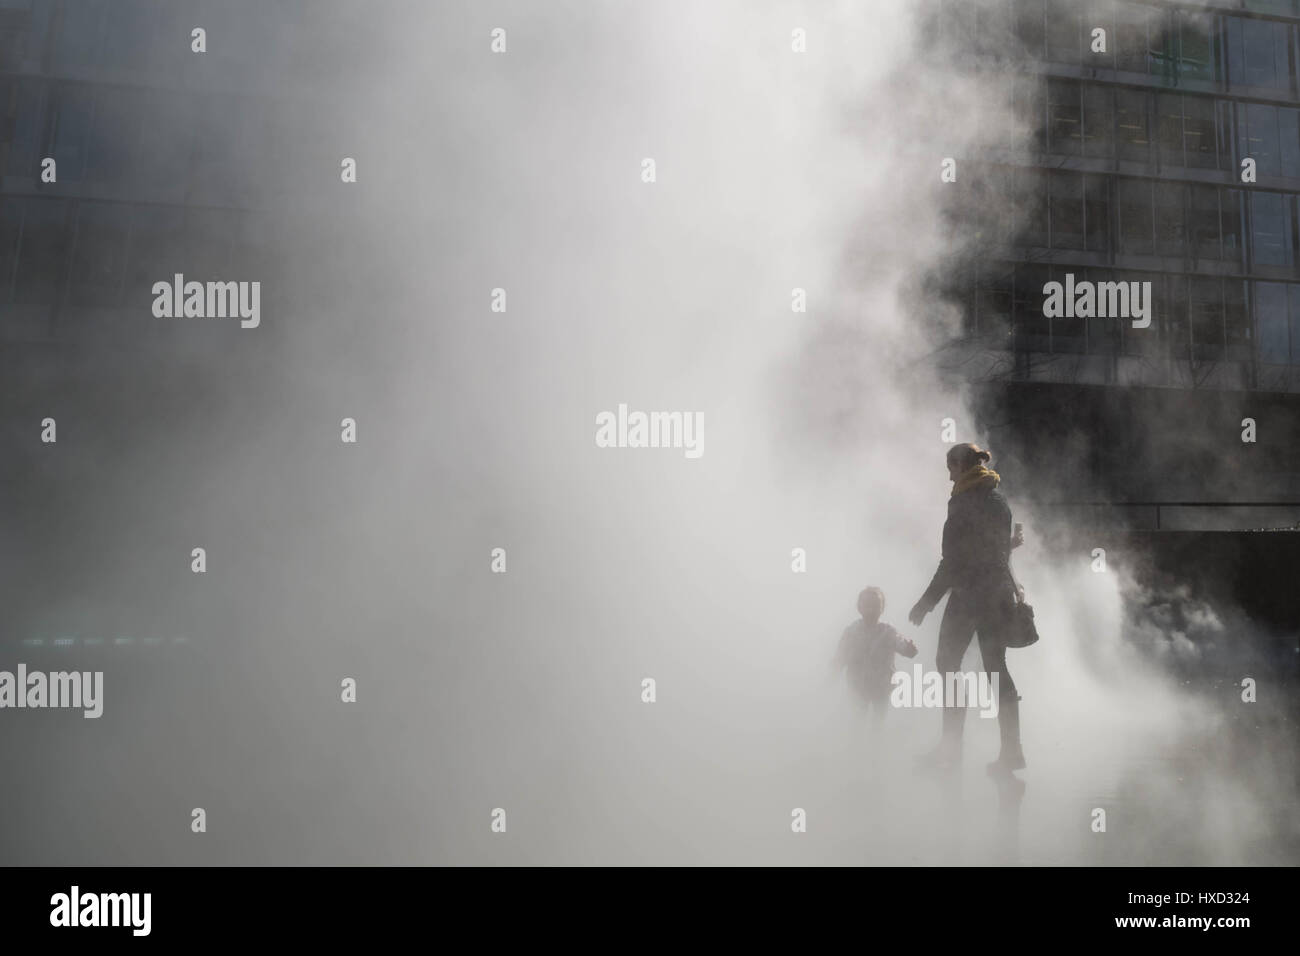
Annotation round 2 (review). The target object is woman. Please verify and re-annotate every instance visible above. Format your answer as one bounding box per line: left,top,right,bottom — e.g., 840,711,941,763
908,442,1025,776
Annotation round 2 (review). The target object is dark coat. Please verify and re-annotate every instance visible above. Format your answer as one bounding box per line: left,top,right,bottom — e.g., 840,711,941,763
919,484,1015,612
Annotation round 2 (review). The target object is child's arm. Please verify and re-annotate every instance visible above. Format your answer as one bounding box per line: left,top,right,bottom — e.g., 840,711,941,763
889,624,919,658
827,631,850,689
831,629,850,671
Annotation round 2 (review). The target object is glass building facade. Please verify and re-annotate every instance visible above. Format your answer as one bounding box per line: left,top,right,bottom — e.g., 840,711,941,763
0,0,301,354
947,0,1300,394
0,0,335,645
937,1,1300,649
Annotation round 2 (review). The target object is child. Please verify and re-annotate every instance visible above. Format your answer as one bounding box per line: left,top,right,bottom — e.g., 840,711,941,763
833,587,918,722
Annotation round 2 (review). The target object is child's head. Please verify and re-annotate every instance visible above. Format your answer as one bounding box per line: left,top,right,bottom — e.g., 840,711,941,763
857,587,885,622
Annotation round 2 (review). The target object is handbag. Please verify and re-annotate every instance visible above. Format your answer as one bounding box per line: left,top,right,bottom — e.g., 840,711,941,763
1003,565,1039,649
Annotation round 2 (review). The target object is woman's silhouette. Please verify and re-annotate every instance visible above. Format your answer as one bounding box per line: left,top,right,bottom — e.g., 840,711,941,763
909,442,1025,776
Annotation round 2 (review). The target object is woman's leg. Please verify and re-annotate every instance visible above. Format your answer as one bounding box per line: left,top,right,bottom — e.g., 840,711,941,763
934,593,979,760
977,607,1024,769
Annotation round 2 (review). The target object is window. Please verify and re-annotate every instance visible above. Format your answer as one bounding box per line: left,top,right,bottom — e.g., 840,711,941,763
230,101,276,206
8,1,56,70
1014,77,1046,153
1082,85,1113,158
68,201,130,307
1013,0,1045,59
1280,108,1300,177
1048,79,1082,155
12,198,68,306
976,262,1014,346
1176,11,1216,82
124,205,185,299
1241,103,1281,177
1014,263,1052,352
1256,281,1290,362
1228,16,1292,90
1222,189,1246,265
0,198,19,303
50,83,94,183
1053,296,1088,353
1082,0,1114,68
183,207,237,276
945,269,976,334
1124,273,1164,357
1115,3,1151,73
1154,182,1186,256
1084,174,1110,251
971,165,1018,248
52,0,107,74
85,88,142,185
1168,274,1191,359
191,94,269,206
1148,9,1178,82
1245,1,1300,15
1218,100,1235,170
1118,178,1153,255
1182,95,1218,169
1250,191,1289,266
972,1,1008,57
1051,171,1085,250
234,211,273,274
100,0,157,76
135,90,194,190
1289,285,1300,362
1189,185,1221,259
148,5,190,76
1017,168,1049,248
1,79,44,180
1082,270,1117,357
1115,89,1150,162
1189,276,1225,357
1037,266,1085,353
1044,0,1082,65
1225,279,1250,360
1156,93,1184,167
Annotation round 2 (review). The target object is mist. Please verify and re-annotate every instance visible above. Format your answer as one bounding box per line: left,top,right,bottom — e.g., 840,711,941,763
2,0,1296,866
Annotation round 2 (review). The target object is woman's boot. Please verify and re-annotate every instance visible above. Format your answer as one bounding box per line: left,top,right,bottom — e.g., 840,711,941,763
986,693,1025,775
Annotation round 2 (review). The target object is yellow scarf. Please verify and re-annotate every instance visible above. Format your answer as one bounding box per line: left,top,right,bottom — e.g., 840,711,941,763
951,464,1000,497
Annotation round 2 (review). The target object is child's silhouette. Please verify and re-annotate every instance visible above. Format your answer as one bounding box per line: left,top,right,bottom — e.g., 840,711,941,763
833,587,918,723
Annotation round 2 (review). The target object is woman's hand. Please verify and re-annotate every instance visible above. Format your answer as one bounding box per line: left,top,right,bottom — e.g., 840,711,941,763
908,601,927,626
1011,525,1025,550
